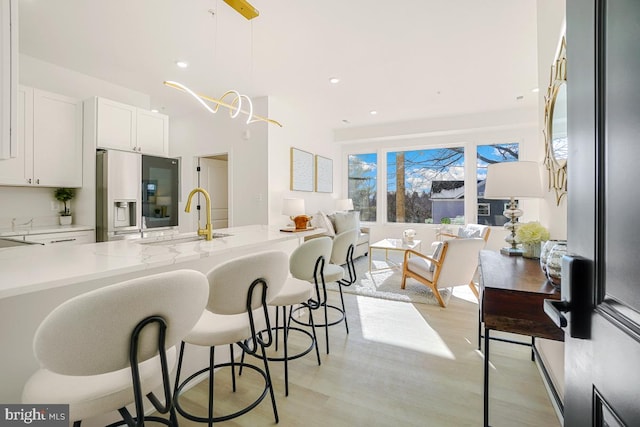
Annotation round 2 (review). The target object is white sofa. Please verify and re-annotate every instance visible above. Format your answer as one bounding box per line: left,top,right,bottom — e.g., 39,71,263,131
309,211,370,259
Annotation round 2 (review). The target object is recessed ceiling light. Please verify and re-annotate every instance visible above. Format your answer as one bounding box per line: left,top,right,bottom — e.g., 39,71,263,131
175,61,189,69
531,88,540,93
329,77,340,84
151,109,159,113
370,110,378,115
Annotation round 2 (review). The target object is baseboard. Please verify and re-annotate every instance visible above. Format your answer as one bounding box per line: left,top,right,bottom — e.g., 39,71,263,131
533,345,564,425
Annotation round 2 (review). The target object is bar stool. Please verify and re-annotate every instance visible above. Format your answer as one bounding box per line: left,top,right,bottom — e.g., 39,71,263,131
173,250,288,425
290,231,356,354
22,269,209,427
327,229,358,335
262,239,325,396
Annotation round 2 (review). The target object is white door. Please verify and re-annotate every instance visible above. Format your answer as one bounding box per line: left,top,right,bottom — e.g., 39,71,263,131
199,156,228,229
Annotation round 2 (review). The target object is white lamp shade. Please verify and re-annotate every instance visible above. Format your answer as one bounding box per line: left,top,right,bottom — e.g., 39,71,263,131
336,199,354,211
282,198,305,216
484,161,544,199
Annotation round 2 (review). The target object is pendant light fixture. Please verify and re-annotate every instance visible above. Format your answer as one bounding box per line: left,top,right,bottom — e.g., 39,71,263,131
163,0,281,127
163,81,282,127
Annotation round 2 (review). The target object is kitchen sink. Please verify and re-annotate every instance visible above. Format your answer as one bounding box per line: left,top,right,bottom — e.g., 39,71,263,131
139,233,232,246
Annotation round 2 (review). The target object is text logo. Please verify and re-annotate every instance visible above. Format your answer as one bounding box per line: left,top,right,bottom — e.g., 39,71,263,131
0,405,69,427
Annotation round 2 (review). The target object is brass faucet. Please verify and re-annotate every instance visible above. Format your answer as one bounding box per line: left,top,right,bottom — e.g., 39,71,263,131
185,187,213,241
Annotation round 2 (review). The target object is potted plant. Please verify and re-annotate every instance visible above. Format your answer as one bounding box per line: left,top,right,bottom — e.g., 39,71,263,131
439,217,452,234
54,187,75,225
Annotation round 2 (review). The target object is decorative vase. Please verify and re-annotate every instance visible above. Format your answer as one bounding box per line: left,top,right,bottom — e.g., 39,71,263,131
522,242,541,259
59,215,72,226
545,241,567,290
540,239,565,274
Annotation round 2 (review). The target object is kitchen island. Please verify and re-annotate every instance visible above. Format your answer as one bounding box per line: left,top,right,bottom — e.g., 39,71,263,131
0,224,322,409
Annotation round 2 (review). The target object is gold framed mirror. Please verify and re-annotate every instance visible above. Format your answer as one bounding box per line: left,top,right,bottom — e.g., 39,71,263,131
543,37,567,205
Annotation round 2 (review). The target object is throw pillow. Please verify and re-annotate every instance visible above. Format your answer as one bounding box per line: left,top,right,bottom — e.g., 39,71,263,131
429,241,444,272
317,211,336,237
332,211,359,234
458,225,482,239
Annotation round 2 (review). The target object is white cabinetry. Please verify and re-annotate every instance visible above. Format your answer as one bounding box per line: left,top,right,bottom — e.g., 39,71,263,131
136,108,169,156
96,97,136,152
95,97,168,156
0,86,83,186
26,230,94,246
0,0,17,159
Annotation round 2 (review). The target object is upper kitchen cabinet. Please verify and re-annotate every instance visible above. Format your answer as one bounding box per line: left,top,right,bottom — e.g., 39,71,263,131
95,98,136,153
136,108,169,156
0,86,83,187
94,97,169,156
0,0,17,160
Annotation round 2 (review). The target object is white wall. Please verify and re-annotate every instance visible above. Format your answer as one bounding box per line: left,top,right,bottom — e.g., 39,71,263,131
19,55,150,108
167,97,267,232
267,97,342,228
535,0,567,407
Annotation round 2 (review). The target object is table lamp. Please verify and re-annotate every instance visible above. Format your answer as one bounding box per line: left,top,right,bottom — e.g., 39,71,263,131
336,198,354,212
282,198,310,230
484,161,543,256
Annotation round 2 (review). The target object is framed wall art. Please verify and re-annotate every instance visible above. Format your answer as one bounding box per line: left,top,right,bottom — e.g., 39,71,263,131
290,147,314,191
315,155,333,193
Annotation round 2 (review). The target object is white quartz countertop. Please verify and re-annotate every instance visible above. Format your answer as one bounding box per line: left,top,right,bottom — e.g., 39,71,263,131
0,224,94,237
0,225,322,299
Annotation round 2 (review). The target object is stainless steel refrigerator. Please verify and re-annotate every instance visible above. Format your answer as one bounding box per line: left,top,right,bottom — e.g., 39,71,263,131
96,150,142,241
96,149,179,241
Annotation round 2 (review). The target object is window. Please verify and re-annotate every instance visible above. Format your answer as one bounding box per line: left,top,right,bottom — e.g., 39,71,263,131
387,147,465,224
348,153,377,222
476,143,519,225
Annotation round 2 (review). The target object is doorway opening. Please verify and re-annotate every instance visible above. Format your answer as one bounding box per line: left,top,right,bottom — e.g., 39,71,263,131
196,153,230,229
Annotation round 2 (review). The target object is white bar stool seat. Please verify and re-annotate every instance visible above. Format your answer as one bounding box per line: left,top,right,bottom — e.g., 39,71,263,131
173,250,288,425
22,269,209,426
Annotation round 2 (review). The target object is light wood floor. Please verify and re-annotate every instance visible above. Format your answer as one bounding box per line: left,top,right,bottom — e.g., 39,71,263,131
170,288,561,427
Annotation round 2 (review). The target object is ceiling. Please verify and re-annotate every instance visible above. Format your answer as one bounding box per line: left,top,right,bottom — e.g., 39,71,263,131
18,0,539,131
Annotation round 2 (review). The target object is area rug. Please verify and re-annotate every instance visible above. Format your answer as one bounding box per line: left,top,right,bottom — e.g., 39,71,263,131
325,255,451,306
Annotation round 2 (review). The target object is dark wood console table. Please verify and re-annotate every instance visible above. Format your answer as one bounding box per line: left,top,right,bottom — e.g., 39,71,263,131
479,250,563,427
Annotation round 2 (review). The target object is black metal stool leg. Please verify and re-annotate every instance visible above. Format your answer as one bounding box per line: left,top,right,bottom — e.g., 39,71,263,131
208,346,215,427
304,306,321,365
338,284,349,334
173,341,186,396
323,302,330,354
259,342,279,423
275,306,280,352
230,344,236,392
283,305,290,396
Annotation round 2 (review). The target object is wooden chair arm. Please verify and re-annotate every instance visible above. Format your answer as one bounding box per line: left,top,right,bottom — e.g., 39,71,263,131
437,231,459,239
403,248,441,267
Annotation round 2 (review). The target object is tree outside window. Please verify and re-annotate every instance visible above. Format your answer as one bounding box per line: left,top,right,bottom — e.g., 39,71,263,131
387,147,465,224
476,143,519,225
348,153,377,222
